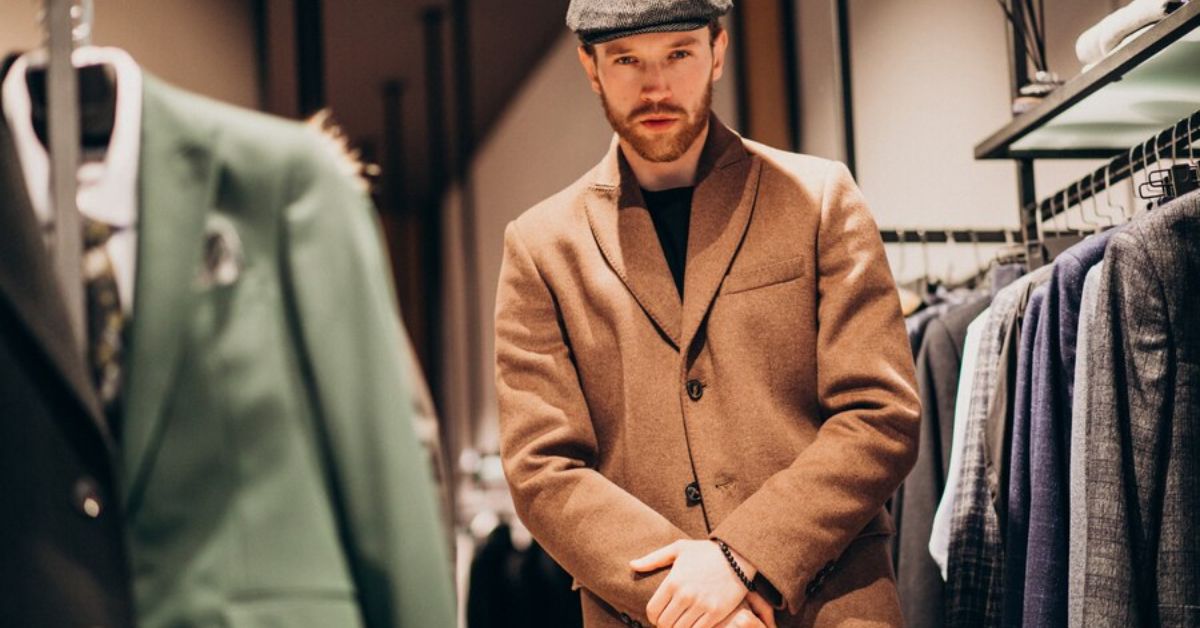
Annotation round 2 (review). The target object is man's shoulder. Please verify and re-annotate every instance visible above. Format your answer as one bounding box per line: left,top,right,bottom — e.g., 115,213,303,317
742,139,838,187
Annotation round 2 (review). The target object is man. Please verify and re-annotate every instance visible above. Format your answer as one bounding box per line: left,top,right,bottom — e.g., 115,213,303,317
0,64,134,628
494,1,921,627
2,48,455,627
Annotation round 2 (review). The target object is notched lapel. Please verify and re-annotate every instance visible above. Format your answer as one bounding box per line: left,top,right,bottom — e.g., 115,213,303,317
121,76,219,512
585,137,684,348
681,121,761,351
0,119,111,448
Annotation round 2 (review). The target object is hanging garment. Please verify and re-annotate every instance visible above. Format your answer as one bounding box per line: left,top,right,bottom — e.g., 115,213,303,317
930,307,990,579
898,296,990,628
495,119,919,628
945,264,1052,627
1067,261,1104,628
0,84,135,628
1075,0,1182,67
1022,231,1117,628
1002,284,1049,628
1082,191,1200,627
466,523,583,628
3,53,457,627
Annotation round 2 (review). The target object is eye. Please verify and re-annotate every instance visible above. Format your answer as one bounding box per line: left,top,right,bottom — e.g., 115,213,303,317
669,50,691,60
615,56,638,66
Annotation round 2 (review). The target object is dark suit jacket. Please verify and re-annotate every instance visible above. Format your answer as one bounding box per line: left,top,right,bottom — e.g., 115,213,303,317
897,296,989,628
0,101,135,626
1022,231,1114,628
1082,191,1200,627
1002,284,1048,627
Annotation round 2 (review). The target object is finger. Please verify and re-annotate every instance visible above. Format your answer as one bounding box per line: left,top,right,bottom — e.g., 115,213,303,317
745,594,777,628
675,604,707,628
646,580,673,625
733,609,766,628
631,542,681,572
657,591,692,628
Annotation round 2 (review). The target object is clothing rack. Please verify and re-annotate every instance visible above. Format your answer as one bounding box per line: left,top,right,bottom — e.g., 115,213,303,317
879,228,1074,244
1026,109,1200,229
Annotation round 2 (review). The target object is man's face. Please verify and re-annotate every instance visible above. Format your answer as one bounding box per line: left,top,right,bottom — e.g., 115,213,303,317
579,27,728,163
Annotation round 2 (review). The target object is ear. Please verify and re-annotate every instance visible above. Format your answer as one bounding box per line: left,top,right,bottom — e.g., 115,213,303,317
577,46,603,95
711,28,729,83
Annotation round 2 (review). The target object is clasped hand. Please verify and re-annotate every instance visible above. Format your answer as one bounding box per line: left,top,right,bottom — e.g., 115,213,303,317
630,540,777,628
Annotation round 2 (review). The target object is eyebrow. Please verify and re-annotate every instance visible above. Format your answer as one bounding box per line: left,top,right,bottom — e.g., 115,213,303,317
602,35,703,58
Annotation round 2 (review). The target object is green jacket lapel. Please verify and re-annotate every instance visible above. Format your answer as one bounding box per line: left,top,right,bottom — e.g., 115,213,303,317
120,75,218,511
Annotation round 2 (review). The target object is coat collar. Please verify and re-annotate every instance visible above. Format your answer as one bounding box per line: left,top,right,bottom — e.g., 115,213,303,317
0,110,113,451
120,74,219,512
584,116,761,352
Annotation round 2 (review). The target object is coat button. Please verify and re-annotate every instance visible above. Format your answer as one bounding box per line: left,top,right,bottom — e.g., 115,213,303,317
686,379,704,401
685,481,703,506
73,477,103,519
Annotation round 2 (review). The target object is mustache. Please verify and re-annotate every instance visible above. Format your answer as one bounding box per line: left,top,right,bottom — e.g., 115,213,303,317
627,102,688,121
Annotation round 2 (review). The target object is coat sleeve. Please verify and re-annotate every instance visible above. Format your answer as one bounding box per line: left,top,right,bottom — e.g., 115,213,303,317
495,220,691,625
281,130,457,628
710,161,921,613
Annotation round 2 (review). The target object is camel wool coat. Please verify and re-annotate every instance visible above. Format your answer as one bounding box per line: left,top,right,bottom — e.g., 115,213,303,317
495,119,920,628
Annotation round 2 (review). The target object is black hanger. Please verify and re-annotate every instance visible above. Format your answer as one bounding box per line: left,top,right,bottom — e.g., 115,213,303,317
26,62,116,151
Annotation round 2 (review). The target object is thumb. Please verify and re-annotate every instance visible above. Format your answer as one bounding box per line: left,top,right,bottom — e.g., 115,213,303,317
629,541,681,572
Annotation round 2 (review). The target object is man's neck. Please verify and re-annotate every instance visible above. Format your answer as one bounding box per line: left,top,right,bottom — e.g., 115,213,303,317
622,121,710,192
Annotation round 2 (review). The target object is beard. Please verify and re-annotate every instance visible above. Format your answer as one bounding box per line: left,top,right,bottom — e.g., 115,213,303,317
601,78,713,163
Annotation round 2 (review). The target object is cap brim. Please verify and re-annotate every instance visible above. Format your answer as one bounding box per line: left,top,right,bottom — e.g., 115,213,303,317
580,19,711,45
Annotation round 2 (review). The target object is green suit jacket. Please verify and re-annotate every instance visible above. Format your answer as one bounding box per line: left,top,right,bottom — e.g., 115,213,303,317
121,75,455,628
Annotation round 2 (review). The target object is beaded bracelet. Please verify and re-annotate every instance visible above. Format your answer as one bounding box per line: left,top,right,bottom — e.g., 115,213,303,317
715,540,756,592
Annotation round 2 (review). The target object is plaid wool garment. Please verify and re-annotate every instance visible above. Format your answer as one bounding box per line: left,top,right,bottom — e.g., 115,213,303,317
945,264,1053,627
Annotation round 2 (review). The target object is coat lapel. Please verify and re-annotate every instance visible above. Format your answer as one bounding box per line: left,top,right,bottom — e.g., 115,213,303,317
120,76,217,510
680,121,761,352
585,136,684,348
0,116,112,448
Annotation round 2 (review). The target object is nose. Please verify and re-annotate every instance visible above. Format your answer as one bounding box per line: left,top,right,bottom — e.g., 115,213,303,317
640,63,672,104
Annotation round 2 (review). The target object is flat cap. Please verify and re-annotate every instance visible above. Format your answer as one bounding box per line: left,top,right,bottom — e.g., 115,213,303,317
567,0,733,46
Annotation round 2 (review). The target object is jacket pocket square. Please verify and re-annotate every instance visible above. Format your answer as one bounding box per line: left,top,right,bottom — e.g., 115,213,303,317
197,215,244,289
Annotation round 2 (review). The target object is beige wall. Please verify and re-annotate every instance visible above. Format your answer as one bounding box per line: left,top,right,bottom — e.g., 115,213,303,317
442,31,740,453
0,0,258,109
840,0,1127,283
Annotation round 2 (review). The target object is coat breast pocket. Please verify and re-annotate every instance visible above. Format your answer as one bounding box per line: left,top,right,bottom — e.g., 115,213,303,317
720,256,807,296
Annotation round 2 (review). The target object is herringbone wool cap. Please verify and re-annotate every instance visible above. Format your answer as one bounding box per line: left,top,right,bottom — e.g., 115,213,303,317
567,0,732,45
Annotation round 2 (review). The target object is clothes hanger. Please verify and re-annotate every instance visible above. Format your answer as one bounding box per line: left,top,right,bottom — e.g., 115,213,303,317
26,0,116,151
1078,173,1102,235
1102,161,1124,226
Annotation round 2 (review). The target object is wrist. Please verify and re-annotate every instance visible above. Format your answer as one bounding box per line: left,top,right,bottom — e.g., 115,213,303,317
713,539,757,590
729,547,758,581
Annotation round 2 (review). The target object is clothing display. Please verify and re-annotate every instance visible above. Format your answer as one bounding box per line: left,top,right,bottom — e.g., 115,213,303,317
1080,192,1200,627
9,2,1200,627
1075,0,1184,67
895,190,1200,628
1066,261,1105,627
495,118,919,628
1,46,455,628
897,296,989,628
0,68,135,628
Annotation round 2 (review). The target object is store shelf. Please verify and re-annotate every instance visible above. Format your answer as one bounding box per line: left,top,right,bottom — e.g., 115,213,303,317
975,0,1200,159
